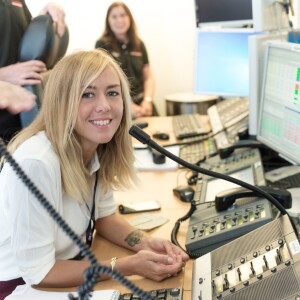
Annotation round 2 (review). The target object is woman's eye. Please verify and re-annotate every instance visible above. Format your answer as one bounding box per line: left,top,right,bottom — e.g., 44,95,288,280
82,92,94,99
107,90,120,97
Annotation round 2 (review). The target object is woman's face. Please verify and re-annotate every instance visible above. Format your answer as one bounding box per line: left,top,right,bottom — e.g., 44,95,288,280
108,5,131,38
75,66,124,153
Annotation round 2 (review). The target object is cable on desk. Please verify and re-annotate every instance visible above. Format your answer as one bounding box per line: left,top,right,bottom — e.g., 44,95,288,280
171,200,200,258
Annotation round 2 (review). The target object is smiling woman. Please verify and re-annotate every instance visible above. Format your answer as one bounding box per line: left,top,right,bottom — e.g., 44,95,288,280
95,2,158,118
0,49,189,299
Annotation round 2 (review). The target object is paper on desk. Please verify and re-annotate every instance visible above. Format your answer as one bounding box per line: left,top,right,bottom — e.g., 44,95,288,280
6,284,120,300
128,213,169,231
134,145,179,171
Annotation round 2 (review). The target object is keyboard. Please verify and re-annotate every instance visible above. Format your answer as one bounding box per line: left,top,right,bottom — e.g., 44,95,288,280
172,114,210,139
179,135,218,167
120,287,182,300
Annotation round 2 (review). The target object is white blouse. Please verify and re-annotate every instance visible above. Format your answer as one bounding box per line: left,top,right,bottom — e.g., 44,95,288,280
0,132,115,284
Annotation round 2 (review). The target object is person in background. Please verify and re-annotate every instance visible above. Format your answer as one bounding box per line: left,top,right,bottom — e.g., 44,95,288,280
95,1,158,118
0,81,35,114
0,49,188,299
0,0,65,144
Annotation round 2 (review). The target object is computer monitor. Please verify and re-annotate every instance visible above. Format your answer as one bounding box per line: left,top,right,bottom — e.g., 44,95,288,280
194,29,258,97
194,0,253,28
257,41,300,165
194,0,290,32
248,32,288,136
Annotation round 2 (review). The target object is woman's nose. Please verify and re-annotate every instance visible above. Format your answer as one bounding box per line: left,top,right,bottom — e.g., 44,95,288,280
95,97,111,113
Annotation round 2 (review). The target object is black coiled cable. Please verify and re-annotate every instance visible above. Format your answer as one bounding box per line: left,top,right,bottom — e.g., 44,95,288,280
0,138,157,300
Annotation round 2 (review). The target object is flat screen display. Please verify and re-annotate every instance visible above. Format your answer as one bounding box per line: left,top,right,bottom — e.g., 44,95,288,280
204,167,254,202
248,32,288,136
194,29,257,97
257,41,300,165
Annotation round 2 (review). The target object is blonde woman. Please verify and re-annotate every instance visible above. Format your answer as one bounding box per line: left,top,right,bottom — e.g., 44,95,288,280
0,49,188,299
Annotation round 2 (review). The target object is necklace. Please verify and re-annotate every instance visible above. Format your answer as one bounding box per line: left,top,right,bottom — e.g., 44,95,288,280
85,171,98,247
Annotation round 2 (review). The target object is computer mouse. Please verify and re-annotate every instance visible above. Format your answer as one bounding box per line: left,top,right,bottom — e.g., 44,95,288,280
152,132,170,141
173,185,195,202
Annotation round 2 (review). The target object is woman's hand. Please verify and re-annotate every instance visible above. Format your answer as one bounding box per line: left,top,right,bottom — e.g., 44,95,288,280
0,61,47,86
39,2,66,37
120,250,185,281
0,81,36,114
140,100,153,116
142,236,189,264
131,102,146,118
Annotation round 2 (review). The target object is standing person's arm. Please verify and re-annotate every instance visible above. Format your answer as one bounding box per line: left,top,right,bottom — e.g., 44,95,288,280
140,64,155,116
0,2,66,87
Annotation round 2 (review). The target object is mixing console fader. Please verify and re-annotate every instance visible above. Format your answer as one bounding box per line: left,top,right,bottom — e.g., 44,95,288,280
192,214,300,300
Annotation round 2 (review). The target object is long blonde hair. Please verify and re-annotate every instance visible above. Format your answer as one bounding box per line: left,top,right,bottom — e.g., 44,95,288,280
8,49,137,202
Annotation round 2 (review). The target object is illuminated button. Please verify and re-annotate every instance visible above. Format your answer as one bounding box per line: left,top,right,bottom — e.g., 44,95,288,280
216,270,220,276
278,239,284,246
253,251,258,258
228,263,233,270
265,245,271,251
240,258,245,264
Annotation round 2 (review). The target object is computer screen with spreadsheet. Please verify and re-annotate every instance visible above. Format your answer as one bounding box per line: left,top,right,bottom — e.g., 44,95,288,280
248,32,288,136
257,41,300,165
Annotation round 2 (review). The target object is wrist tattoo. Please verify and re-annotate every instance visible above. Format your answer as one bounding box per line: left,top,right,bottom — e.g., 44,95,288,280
125,230,143,247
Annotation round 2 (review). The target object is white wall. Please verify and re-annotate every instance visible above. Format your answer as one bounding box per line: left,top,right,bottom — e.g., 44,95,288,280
26,0,197,116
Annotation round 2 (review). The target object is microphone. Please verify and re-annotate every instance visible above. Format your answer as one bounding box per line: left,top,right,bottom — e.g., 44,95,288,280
129,125,297,233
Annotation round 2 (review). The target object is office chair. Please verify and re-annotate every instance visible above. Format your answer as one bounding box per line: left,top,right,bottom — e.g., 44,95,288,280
18,14,69,127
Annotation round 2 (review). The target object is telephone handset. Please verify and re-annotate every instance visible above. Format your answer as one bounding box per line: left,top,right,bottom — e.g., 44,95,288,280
215,185,292,212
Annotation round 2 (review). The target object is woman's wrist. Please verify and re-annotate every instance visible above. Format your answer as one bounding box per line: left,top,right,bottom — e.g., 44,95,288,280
144,96,152,103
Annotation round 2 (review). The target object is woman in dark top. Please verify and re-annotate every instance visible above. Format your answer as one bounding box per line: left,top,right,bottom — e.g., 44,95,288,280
95,2,158,118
